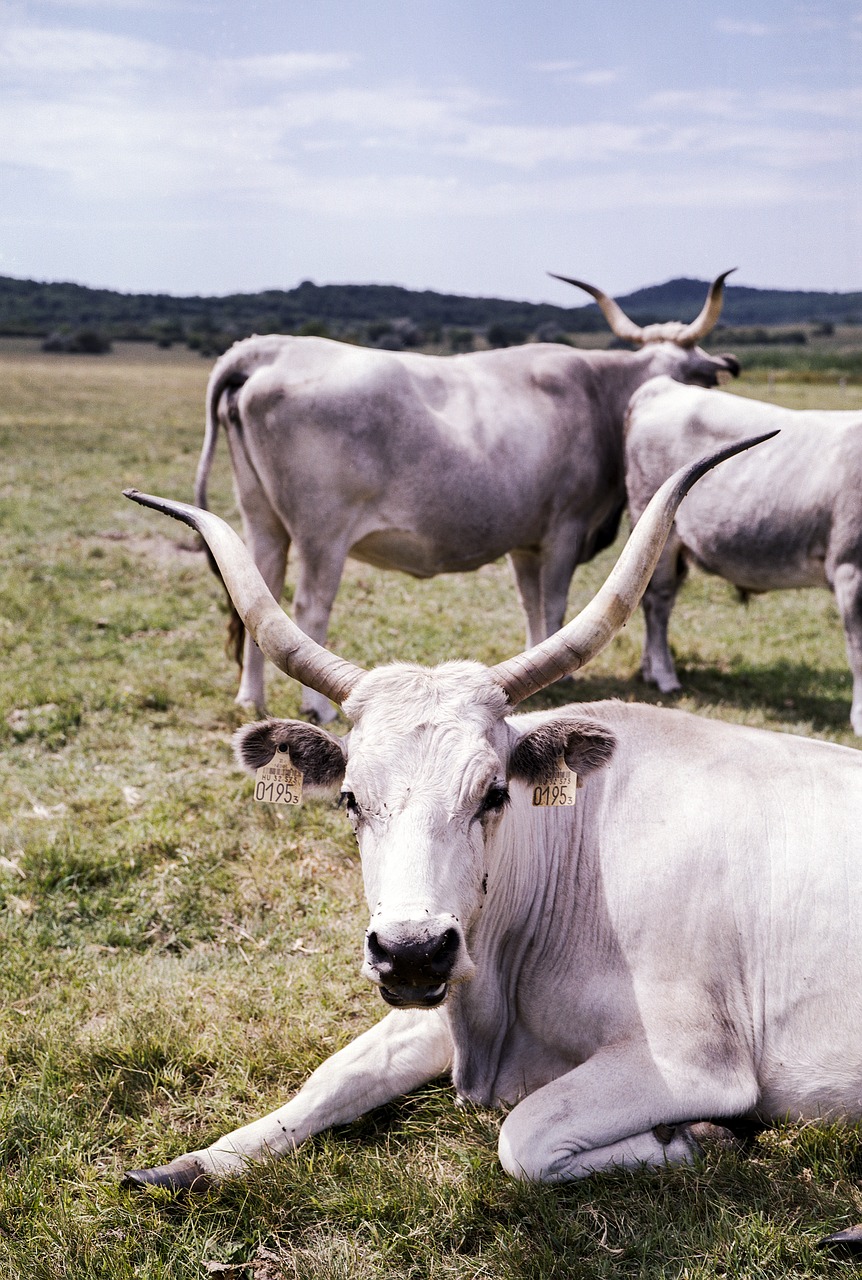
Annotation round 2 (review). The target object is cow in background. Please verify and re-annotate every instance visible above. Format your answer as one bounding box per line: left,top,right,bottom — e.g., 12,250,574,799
625,374,862,733
195,273,738,721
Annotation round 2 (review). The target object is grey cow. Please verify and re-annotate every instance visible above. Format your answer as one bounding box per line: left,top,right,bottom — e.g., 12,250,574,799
195,273,738,722
625,374,862,733
121,434,862,1244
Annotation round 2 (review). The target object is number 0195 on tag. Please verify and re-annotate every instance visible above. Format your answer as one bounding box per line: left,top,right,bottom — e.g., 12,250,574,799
254,750,303,805
532,758,578,807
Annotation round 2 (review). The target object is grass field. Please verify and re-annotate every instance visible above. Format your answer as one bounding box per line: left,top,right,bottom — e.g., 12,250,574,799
2,342,862,1278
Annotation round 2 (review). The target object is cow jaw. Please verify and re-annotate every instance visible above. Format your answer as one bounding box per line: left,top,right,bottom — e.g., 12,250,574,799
342,663,511,1008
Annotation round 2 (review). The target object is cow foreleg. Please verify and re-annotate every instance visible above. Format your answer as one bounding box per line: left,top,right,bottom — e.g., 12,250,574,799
640,536,686,693
497,1041,756,1182
832,561,862,735
122,1008,452,1192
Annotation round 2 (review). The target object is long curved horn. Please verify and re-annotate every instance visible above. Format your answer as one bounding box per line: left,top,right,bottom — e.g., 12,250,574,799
123,490,367,705
491,432,777,705
550,268,736,348
672,269,736,347
549,273,646,344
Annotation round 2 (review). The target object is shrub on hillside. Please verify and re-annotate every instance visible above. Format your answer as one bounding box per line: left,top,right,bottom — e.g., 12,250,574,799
42,328,112,354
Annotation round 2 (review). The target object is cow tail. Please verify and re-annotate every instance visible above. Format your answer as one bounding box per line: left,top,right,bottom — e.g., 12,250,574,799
195,354,249,672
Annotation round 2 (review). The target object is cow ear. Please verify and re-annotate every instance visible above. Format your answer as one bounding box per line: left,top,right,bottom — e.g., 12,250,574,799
233,719,347,791
508,716,616,785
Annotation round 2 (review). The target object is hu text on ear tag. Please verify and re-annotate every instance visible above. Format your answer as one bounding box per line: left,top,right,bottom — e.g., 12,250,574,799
531,756,578,807
254,748,303,806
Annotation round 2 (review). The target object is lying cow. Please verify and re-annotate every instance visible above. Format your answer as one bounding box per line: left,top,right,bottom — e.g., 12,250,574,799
121,434,862,1249
195,272,738,722
625,374,862,733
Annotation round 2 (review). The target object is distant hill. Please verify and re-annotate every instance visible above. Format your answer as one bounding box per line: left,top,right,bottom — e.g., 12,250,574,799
617,277,862,327
2,273,862,353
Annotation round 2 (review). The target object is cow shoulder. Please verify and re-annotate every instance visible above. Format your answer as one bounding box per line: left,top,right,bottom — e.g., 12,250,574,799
508,714,617,784
233,719,347,790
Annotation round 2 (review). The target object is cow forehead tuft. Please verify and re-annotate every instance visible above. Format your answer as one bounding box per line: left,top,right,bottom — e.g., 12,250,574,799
343,661,509,729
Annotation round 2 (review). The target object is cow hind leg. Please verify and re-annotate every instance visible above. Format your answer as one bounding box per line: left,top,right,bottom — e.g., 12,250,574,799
508,549,547,650
235,522,290,717
640,538,687,693
832,562,862,735
509,529,587,655
291,538,352,723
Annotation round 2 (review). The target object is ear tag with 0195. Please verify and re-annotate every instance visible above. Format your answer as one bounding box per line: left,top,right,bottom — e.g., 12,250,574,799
531,755,578,807
254,746,303,806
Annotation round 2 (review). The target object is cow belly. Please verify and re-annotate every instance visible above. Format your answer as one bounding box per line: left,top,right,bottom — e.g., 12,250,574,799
350,528,505,577
675,502,831,592
684,536,829,592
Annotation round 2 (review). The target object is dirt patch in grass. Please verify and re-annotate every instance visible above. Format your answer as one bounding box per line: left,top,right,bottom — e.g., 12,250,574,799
93,530,204,565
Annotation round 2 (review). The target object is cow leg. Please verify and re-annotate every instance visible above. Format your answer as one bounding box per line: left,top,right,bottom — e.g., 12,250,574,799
235,517,290,716
123,1008,452,1192
291,537,352,723
640,537,686,693
832,562,862,734
497,1041,756,1182
224,418,290,717
508,549,546,648
509,533,586,651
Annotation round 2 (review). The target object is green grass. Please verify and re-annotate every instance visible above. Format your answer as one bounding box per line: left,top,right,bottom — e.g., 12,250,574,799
2,345,862,1277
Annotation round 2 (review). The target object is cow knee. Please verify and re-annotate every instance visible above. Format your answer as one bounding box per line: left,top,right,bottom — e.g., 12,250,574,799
498,1110,557,1180
499,1112,703,1182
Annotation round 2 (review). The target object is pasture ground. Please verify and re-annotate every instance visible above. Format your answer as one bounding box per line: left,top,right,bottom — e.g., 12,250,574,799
1,343,861,1278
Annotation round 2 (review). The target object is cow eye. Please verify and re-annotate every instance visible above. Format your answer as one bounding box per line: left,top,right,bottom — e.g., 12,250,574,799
478,784,509,817
338,790,361,819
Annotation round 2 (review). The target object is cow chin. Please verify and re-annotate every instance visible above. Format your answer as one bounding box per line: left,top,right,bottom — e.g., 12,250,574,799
378,980,449,1009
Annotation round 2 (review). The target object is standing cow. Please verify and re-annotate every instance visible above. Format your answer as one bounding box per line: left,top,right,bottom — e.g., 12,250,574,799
625,374,862,733
196,273,738,722
122,433,862,1250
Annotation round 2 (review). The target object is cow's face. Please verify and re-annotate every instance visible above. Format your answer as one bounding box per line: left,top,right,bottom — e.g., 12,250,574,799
234,662,616,1010
340,664,515,1007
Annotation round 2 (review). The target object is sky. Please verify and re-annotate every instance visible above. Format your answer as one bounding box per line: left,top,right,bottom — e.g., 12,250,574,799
1,0,862,303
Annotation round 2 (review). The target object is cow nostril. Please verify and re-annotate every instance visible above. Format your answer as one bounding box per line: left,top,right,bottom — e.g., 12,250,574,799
430,927,460,974
366,930,390,971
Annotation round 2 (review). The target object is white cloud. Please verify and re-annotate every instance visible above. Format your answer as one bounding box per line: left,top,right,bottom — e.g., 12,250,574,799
529,59,582,73
575,69,619,87
528,59,619,86
0,17,855,234
714,18,772,36
0,25,171,77
643,89,744,118
233,52,355,80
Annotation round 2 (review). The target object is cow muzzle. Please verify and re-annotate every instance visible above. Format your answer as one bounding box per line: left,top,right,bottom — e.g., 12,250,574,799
363,917,470,1008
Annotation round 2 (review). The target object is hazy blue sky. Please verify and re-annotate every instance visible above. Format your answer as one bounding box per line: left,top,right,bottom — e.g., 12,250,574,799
2,1,861,302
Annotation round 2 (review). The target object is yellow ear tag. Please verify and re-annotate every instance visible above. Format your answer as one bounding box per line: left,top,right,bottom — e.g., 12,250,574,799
254,747,303,806
531,756,578,807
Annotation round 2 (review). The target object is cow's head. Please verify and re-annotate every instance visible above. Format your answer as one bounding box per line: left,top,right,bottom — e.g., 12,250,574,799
551,269,740,387
231,665,616,1008
124,432,773,1010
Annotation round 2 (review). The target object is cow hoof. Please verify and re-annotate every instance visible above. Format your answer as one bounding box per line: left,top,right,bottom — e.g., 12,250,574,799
818,1224,862,1251
236,699,267,719
301,705,337,725
121,1155,213,1194
685,1121,742,1151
